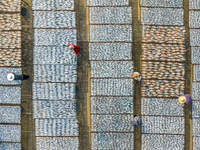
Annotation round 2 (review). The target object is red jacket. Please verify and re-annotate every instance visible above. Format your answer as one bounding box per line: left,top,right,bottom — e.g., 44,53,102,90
69,44,80,56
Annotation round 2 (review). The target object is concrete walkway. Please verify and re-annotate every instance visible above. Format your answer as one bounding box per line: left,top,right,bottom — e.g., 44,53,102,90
0,1,22,149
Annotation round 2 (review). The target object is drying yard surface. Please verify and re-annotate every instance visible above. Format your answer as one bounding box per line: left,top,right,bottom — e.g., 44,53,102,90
0,0,199,149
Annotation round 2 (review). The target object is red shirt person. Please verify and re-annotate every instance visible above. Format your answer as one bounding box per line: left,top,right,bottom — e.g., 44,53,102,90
67,44,81,56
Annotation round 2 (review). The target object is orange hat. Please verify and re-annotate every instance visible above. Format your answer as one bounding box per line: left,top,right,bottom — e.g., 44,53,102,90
178,96,186,104
132,73,139,79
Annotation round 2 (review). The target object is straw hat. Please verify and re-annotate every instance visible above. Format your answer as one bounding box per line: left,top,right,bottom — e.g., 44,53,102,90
178,96,186,104
69,45,74,50
132,73,139,79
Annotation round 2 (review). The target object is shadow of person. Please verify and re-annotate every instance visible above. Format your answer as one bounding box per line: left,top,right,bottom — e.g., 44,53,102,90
141,121,146,133
23,75,30,80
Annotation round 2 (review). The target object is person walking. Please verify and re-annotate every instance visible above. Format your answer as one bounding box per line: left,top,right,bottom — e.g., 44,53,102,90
173,93,192,104
132,72,141,81
67,44,82,56
131,115,141,127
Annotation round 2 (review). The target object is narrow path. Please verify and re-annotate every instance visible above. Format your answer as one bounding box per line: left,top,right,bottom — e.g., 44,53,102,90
21,0,35,149
75,0,91,149
130,0,142,149
183,0,192,149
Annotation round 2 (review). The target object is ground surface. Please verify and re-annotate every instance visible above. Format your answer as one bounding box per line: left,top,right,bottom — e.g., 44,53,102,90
0,0,199,150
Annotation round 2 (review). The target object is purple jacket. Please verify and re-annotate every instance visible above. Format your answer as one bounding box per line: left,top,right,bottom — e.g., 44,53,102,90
177,94,192,104
131,116,140,127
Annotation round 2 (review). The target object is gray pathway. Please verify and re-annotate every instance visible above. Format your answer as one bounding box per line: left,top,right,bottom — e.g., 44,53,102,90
190,0,200,149
88,0,134,149
0,0,22,149
32,0,79,149
140,0,186,149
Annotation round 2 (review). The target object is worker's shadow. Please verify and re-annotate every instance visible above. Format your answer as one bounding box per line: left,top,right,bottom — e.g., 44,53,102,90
141,122,146,133
23,75,30,80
